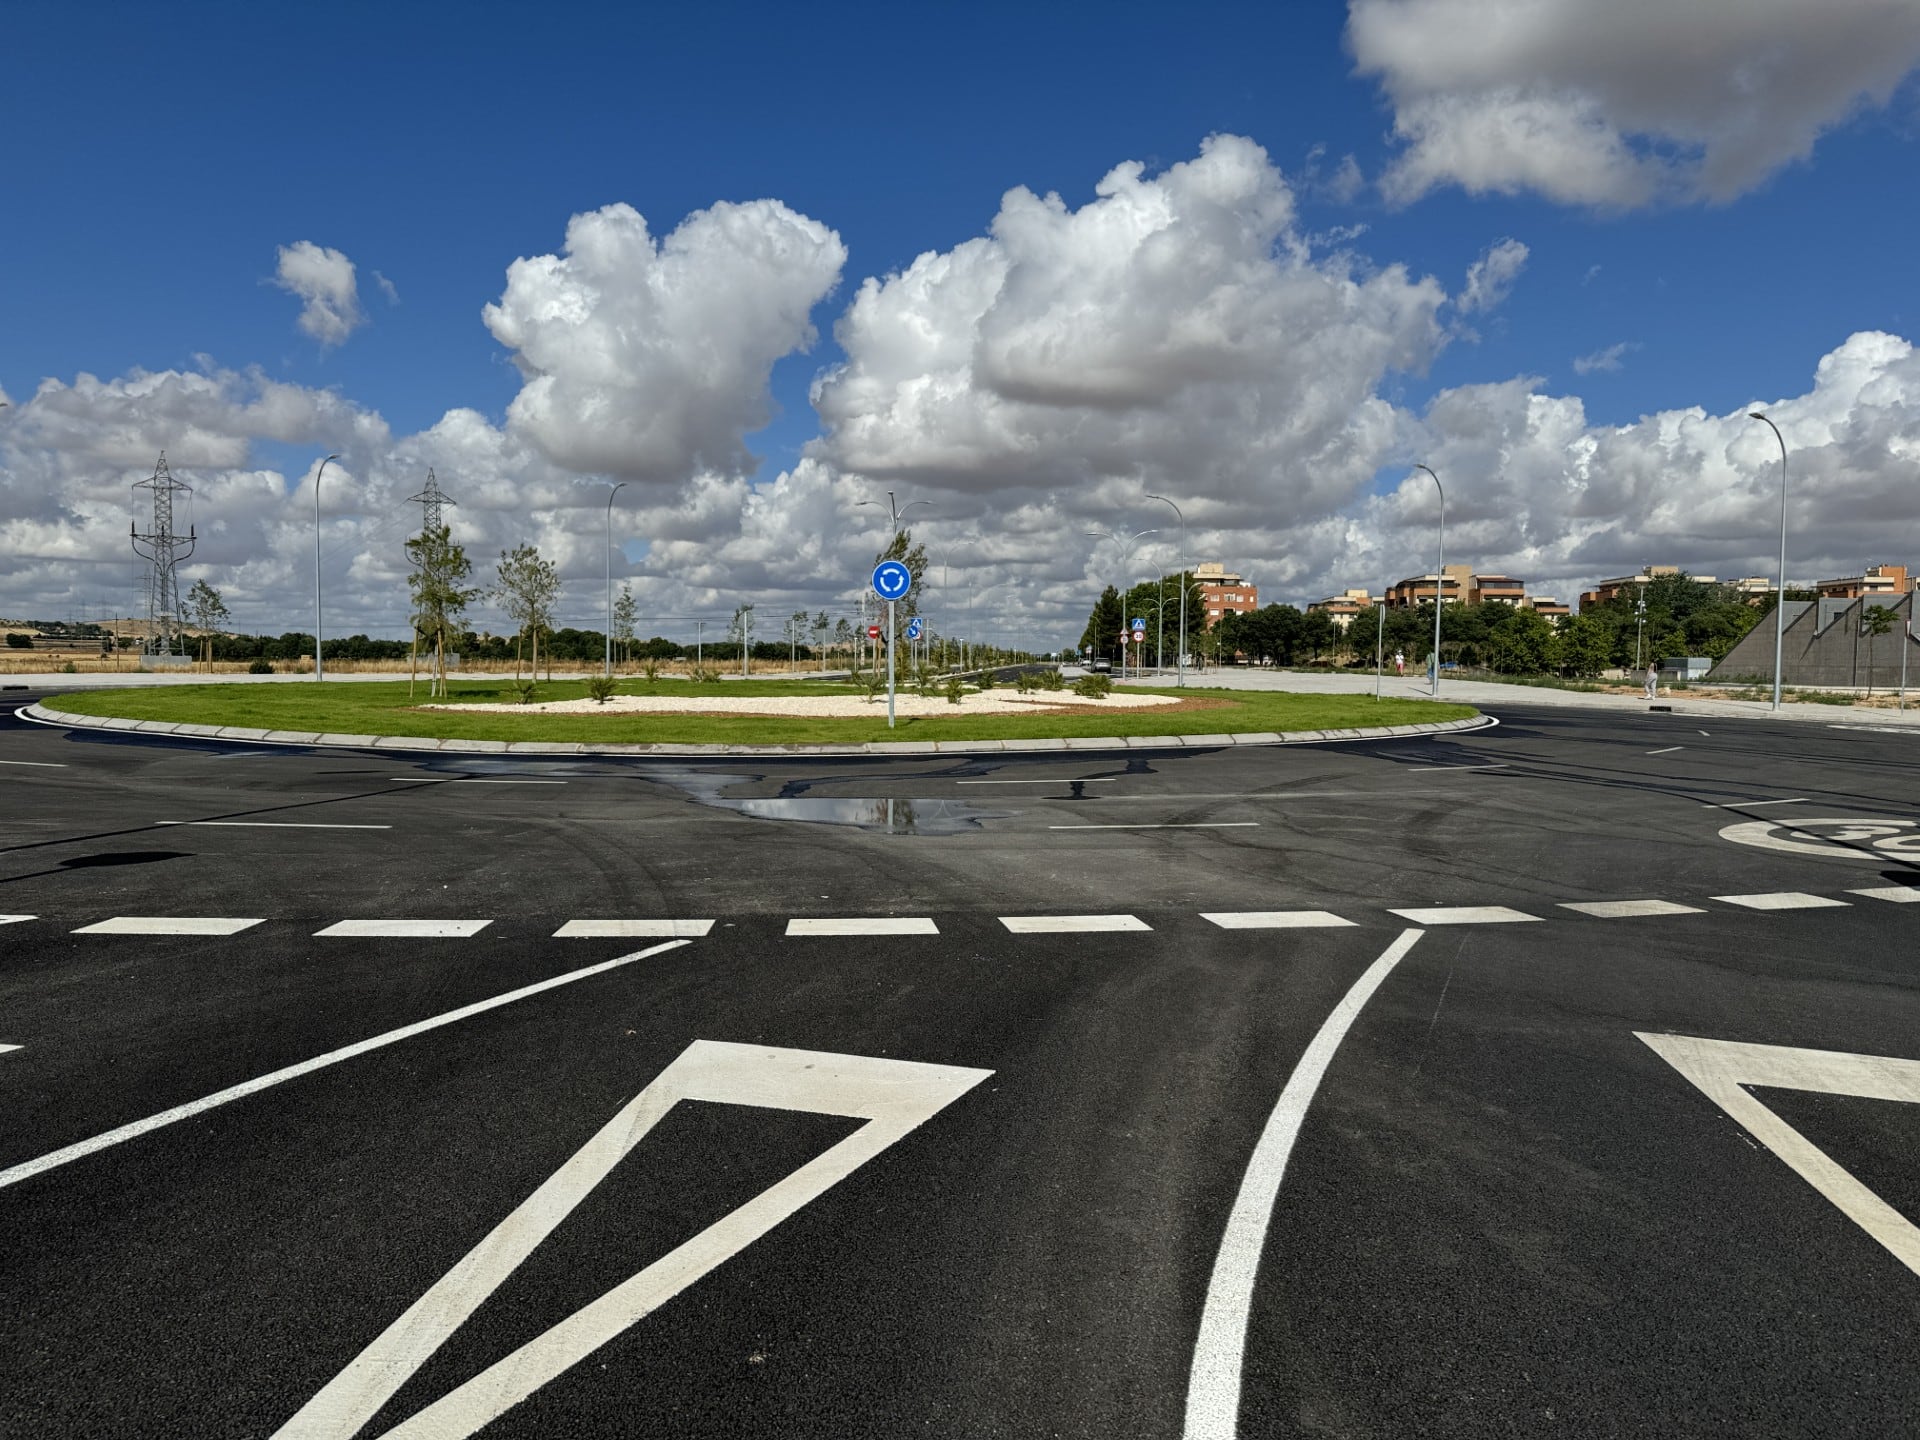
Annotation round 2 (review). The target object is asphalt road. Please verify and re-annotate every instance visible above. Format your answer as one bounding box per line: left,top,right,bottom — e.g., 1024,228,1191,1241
2,689,1917,1438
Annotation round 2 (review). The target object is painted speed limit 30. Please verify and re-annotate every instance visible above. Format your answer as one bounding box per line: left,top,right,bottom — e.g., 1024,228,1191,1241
1719,816,1920,860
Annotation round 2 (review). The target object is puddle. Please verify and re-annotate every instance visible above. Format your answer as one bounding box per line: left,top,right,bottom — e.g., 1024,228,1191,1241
644,767,1004,834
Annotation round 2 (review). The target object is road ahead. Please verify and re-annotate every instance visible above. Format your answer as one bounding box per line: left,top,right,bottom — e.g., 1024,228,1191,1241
3,692,1917,1437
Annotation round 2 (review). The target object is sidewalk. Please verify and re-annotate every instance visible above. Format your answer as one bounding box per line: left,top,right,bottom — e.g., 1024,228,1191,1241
1120,666,1920,729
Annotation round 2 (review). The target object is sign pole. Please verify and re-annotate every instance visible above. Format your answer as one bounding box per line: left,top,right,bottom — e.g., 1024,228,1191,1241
886,599,897,728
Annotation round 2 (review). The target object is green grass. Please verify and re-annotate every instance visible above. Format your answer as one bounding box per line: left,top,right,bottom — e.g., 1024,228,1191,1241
45,677,1478,745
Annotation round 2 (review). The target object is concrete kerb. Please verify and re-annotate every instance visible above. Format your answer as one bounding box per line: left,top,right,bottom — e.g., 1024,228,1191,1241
19,701,1494,757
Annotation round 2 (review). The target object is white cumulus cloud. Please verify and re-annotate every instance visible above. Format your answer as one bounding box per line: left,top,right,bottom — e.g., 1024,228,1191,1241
273,241,366,346
484,199,846,485
1457,238,1529,315
1349,0,1920,207
1572,341,1634,375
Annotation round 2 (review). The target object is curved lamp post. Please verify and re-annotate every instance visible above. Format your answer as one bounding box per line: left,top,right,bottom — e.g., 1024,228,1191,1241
313,454,339,682
1413,463,1444,695
1750,412,1788,711
1144,493,1187,686
604,480,627,677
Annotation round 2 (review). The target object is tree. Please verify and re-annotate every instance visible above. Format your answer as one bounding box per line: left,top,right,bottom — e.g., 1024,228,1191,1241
611,585,638,666
813,611,831,672
406,525,481,698
728,603,756,675
1299,608,1337,663
1483,607,1556,674
834,616,853,663
494,544,561,681
1557,613,1612,677
876,527,929,622
1079,585,1124,661
185,579,229,664
1861,604,1896,696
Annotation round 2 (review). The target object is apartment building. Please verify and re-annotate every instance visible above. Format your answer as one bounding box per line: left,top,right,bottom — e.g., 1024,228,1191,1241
1308,588,1377,630
1195,562,1258,625
1815,564,1911,600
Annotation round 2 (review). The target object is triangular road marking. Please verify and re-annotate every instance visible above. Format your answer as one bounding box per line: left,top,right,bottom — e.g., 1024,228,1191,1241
0,916,35,926
1637,1032,1920,1279
274,1040,991,1439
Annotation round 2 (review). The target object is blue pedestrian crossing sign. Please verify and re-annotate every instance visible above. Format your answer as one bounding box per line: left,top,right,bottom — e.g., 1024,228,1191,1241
905,617,924,640
872,560,912,601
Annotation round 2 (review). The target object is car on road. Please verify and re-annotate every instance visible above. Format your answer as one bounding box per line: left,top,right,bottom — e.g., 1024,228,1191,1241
1090,658,1112,672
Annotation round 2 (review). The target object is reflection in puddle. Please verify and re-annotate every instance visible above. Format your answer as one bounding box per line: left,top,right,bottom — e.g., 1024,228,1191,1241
644,767,1003,833
721,796,996,834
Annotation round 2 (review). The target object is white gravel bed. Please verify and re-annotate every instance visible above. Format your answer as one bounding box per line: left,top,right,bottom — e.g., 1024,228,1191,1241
424,690,1183,718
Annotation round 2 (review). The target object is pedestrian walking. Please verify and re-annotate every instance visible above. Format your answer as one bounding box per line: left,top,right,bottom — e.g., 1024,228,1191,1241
1644,662,1658,699
1393,649,1405,676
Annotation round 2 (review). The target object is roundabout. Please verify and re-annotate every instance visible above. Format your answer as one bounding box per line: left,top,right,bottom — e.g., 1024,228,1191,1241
22,676,1486,755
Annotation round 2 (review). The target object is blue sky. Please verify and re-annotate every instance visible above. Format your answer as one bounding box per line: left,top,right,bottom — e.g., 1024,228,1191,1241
4,0,1920,637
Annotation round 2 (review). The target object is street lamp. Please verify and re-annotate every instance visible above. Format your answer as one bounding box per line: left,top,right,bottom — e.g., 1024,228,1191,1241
1413,464,1443,696
1634,595,1647,672
604,481,627,677
1750,412,1788,711
313,454,339,682
1144,493,1187,687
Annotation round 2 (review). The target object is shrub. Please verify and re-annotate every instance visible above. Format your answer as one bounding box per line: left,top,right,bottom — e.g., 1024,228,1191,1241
60,660,77,673
513,680,539,705
585,674,618,705
248,659,274,674
1071,673,1113,699
1035,668,1065,691
854,667,886,703
1013,670,1035,694
944,675,965,705
4,632,31,648
640,657,660,685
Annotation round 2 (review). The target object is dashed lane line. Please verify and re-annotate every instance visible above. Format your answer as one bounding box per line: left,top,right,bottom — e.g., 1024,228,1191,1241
1701,797,1809,809
1183,928,1424,1440
155,821,393,830
1048,823,1260,831
785,917,940,936
999,914,1151,933
553,919,716,938
0,758,66,767
72,917,264,936
450,779,567,785
1848,885,1920,903
1713,892,1852,911
314,919,494,938
1387,905,1541,925
1646,746,1684,755
1201,911,1354,929
0,940,691,1192
1558,899,1707,919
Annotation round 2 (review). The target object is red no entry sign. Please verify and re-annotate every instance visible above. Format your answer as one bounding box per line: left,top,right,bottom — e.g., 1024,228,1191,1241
867,625,882,638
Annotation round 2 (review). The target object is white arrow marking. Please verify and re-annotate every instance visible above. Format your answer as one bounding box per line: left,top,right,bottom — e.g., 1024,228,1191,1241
274,1041,991,1439
1638,1032,1920,1279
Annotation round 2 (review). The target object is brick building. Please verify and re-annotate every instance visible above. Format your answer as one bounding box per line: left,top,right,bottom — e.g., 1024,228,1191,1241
1195,563,1258,626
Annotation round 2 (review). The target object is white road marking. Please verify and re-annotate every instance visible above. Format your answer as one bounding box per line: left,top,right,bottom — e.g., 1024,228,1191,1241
957,777,1120,785
1404,763,1507,772
0,940,690,1192
1201,911,1355,929
453,778,566,785
785,917,939,936
388,776,450,782
1183,928,1423,1440
553,919,716,937
0,1044,21,1056
1386,905,1540,925
1702,797,1808,809
1700,730,1711,736
314,919,493,937
1712,892,1851,910
0,758,66,767
273,1040,990,1440
999,914,1151,933
72,916,264,936
154,821,393,830
1558,899,1707,919
1718,816,1918,860
1847,885,1920,903
1047,822,1260,830
0,915,34,926
1646,746,1684,755
1637,1033,1920,1280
